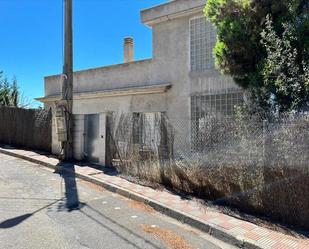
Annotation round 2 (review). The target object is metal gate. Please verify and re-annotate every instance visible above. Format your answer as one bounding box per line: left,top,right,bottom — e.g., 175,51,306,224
84,114,101,163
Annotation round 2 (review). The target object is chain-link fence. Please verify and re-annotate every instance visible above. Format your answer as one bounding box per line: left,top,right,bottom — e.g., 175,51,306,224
190,115,309,167
106,112,309,230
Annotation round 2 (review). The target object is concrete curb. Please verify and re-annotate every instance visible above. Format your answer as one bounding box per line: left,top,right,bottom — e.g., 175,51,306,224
0,148,261,249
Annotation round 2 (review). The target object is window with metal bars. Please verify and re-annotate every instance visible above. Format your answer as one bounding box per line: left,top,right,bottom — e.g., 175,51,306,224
132,112,171,160
190,16,217,72
132,112,164,146
191,91,244,151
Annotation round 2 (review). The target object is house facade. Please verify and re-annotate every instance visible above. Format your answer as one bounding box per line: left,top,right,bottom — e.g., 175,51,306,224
37,0,242,165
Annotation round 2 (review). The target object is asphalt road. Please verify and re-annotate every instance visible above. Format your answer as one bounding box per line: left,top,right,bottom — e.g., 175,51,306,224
0,153,234,249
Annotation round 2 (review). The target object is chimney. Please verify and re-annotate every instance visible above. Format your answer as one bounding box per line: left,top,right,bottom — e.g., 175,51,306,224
124,37,134,63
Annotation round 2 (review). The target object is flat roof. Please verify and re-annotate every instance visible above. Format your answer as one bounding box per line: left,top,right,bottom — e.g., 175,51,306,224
141,0,205,26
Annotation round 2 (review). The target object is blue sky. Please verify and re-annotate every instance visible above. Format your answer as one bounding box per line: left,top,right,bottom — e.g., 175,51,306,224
0,0,166,107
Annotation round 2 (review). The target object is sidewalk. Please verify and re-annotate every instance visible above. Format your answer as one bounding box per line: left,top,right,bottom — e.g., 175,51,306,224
0,146,308,249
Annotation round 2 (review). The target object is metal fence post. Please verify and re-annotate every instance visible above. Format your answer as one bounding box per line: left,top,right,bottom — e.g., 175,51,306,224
262,119,267,166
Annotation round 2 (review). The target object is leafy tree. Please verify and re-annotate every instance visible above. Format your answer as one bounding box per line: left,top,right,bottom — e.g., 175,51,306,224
0,71,20,107
204,0,309,112
261,16,309,112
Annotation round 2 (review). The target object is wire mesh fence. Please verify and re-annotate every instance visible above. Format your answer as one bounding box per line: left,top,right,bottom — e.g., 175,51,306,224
106,111,309,230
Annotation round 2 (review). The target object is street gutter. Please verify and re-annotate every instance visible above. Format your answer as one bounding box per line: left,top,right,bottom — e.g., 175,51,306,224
0,147,267,249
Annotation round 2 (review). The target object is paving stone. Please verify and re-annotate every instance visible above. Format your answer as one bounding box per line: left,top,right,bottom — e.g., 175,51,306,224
1,147,308,249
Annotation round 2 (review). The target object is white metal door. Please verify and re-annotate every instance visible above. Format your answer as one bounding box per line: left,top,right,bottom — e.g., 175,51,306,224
84,114,100,163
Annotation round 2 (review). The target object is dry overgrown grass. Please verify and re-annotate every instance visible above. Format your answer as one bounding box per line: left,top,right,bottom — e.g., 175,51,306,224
108,113,309,231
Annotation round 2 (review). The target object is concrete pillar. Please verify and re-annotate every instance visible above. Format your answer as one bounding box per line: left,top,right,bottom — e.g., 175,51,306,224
124,37,134,63
51,107,61,156
73,114,85,161
99,113,106,165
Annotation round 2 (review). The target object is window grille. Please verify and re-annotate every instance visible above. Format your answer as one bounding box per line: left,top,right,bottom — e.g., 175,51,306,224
132,112,171,160
133,113,144,144
132,112,162,146
191,91,244,151
191,92,244,120
190,17,217,72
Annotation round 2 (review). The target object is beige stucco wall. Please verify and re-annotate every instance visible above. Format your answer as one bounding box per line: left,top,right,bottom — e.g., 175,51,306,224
43,0,240,162
44,59,153,97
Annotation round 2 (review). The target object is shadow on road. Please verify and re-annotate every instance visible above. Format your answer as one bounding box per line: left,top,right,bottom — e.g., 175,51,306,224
0,214,32,229
0,198,62,229
0,162,82,229
56,162,82,211
79,204,162,249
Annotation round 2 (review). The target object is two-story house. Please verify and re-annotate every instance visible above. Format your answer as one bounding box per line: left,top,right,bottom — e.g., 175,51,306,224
37,0,243,165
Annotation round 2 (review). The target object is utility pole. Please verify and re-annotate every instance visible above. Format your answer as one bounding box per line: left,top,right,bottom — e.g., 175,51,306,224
61,0,73,160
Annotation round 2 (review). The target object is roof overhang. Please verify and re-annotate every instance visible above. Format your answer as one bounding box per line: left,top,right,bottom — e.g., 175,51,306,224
141,0,205,26
36,83,172,103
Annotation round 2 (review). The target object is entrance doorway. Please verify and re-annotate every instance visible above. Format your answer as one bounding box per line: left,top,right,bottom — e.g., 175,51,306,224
84,114,105,164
